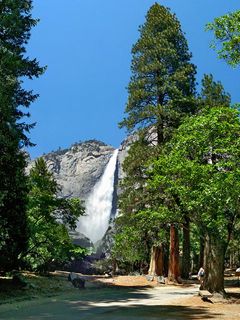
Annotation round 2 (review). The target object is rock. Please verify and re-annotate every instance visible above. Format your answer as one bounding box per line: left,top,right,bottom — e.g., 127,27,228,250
68,272,85,289
157,276,165,284
117,134,137,183
27,138,134,225
27,140,115,201
146,275,154,282
95,225,115,259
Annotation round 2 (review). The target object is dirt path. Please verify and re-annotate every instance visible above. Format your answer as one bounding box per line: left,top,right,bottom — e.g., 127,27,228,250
0,285,211,320
0,274,239,319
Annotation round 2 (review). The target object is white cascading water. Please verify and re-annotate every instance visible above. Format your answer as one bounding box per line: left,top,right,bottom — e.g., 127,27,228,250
77,149,118,243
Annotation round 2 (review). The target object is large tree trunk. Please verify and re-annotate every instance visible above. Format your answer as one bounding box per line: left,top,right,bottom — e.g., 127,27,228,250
204,232,226,294
181,216,190,279
148,245,164,276
168,224,181,282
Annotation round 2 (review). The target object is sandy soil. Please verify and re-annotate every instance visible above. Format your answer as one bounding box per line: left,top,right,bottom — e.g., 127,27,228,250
169,294,240,320
92,275,240,319
0,273,239,319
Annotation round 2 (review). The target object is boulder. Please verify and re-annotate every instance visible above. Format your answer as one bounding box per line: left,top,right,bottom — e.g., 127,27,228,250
68,272,85,289
157,276,166,284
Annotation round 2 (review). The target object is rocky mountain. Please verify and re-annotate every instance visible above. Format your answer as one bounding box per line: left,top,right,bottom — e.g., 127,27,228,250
28,140,115,201
27,138,134,272
117,134,137,182
27,137,134,251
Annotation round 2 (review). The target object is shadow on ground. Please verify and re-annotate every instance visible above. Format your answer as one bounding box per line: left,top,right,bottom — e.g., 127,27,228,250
0,286,222,320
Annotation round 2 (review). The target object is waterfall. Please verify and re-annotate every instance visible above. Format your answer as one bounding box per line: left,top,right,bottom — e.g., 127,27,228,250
77,149,118,243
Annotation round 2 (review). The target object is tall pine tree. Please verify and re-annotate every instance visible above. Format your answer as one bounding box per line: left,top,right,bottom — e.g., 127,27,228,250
0,0,44,271
119,3,196,143
117,3,196,280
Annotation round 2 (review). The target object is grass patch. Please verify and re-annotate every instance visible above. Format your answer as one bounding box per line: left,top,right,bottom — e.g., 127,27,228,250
0,272,74,304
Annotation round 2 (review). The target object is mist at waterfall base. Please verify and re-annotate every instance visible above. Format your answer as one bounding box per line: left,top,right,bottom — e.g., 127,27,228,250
77,149,118,244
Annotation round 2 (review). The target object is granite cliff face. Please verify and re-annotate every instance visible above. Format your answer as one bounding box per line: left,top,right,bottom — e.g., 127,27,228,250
117,134,136,182
28,140,115,201
28,138,133,245
28,137,134,202
28,138,134,270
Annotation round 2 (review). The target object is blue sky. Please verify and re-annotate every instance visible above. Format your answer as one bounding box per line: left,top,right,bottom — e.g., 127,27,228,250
26,0,240,158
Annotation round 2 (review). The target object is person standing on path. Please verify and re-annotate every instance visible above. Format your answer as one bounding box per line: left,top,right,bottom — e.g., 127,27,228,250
197,267,205,289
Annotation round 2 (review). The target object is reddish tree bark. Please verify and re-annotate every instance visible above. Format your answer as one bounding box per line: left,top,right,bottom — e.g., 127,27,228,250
168,224,181,282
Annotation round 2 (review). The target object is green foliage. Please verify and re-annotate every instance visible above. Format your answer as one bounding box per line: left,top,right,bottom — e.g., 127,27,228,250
0,0,45,145
206,10,240,67
115,139,161,267
24,158,85,271
200,74,231,109
188,224,202,271
0,151,29,271
147,105,240,291
119,3,196,143
116,3,196,267
226,220,240,267
114,207,168,260
118,139,155,215
149,106,240,240
115,4,196,270
149,105,240,291
113,225,148,263
0,0,44,272
69,246,88,260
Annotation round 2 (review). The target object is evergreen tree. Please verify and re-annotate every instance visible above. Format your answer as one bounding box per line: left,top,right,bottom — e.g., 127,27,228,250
119,3,196,143
200,74,231,109
0,0,44,271
25,158,85,272
116,3,196,279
